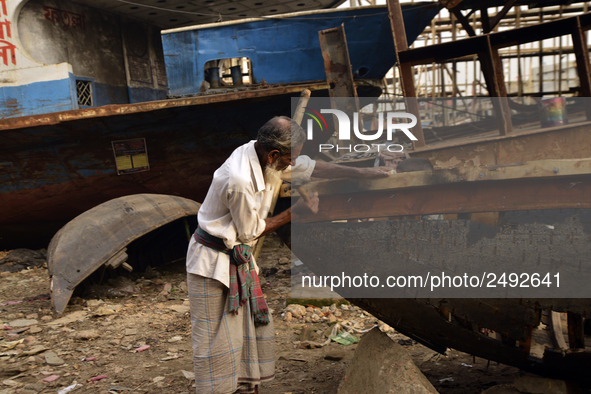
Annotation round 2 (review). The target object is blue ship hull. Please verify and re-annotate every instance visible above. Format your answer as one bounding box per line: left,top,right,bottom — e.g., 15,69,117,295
162,4,441,96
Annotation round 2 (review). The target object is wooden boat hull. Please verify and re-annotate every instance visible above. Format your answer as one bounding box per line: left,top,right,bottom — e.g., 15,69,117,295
292,209,591,378
351,297,591,379
0,3,438,248
289,128,591,378
0,82,381,248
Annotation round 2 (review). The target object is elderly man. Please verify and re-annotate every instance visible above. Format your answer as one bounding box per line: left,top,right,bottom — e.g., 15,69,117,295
187,115,393,393
186,116,317,394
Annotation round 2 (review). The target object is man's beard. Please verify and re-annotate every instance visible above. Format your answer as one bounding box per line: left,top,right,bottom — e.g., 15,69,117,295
264,160,284,186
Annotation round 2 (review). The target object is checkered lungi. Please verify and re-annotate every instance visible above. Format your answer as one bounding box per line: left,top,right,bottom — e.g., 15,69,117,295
187,273,275,394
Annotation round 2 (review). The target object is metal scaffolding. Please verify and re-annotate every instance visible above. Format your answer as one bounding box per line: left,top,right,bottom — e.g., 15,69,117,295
384,1,591,99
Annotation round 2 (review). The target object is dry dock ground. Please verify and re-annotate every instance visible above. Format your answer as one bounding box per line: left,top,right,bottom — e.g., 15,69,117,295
0,234,560,393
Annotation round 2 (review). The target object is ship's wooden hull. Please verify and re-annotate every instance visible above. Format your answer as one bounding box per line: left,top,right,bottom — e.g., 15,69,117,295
0,82,381,248
293,209,591,378
291,122,591,378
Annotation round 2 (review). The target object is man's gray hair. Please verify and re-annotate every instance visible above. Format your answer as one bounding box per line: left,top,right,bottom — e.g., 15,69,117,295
256,116,306,156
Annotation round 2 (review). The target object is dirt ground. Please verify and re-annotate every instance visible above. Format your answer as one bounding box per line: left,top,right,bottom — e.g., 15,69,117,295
0,234,539,394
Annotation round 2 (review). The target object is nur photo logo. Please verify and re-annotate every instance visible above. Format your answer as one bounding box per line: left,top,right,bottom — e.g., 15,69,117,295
304,106,419,154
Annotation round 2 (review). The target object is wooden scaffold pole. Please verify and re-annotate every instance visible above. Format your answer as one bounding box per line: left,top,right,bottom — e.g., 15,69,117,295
386,0,426,147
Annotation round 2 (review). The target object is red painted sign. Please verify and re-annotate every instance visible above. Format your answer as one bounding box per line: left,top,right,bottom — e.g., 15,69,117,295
0,0,15,66
43,6,85,30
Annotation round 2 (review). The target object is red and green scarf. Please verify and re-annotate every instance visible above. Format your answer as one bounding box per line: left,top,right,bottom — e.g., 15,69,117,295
194,227,269,325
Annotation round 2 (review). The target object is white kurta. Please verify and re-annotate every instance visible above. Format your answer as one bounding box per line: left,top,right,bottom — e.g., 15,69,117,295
186,140,276,288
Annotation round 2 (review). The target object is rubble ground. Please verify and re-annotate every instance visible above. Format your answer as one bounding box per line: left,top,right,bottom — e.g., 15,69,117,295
1,235,530,393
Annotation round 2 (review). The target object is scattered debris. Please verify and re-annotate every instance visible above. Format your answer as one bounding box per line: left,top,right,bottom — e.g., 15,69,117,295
44,351,65,366
0,300,23,306
168,304,190,314
160,354,183,361
107,386,133,392
1,339,24,350
0,361,26,377
72,329,100,340
45,310,87,326
2,378,19,387
57,382,83,394
7,319,38,328
330,331,360,346
29,326,42,334
0,234,527,393
181,370,195,381
85,299,103,307
84,278,139,299
159,283,172,296
42,374,60,383
285,304,307,319
124,328,138,336
134,345,151,352
299,340,324,349
93,304,123,316
20,345,48,356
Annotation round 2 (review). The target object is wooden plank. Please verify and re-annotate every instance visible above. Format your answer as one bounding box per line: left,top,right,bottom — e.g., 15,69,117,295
397,13,590,66
296,173,591,222
450,7,476,37
0,82,332,132
550,311,568,350
477,35,513,135
387,0,425,147
567,312,585,350
318,24,362,145
518,326,533,357
312,158,591,194
412,121,591,166
571,16,591,120
580,12,591,30
489,15,574,48
318,25,358,99
298,158,591,198
292,88,312,125
398,35,487,66
480,5,491,33
439,0,464,9
488,0,520,32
